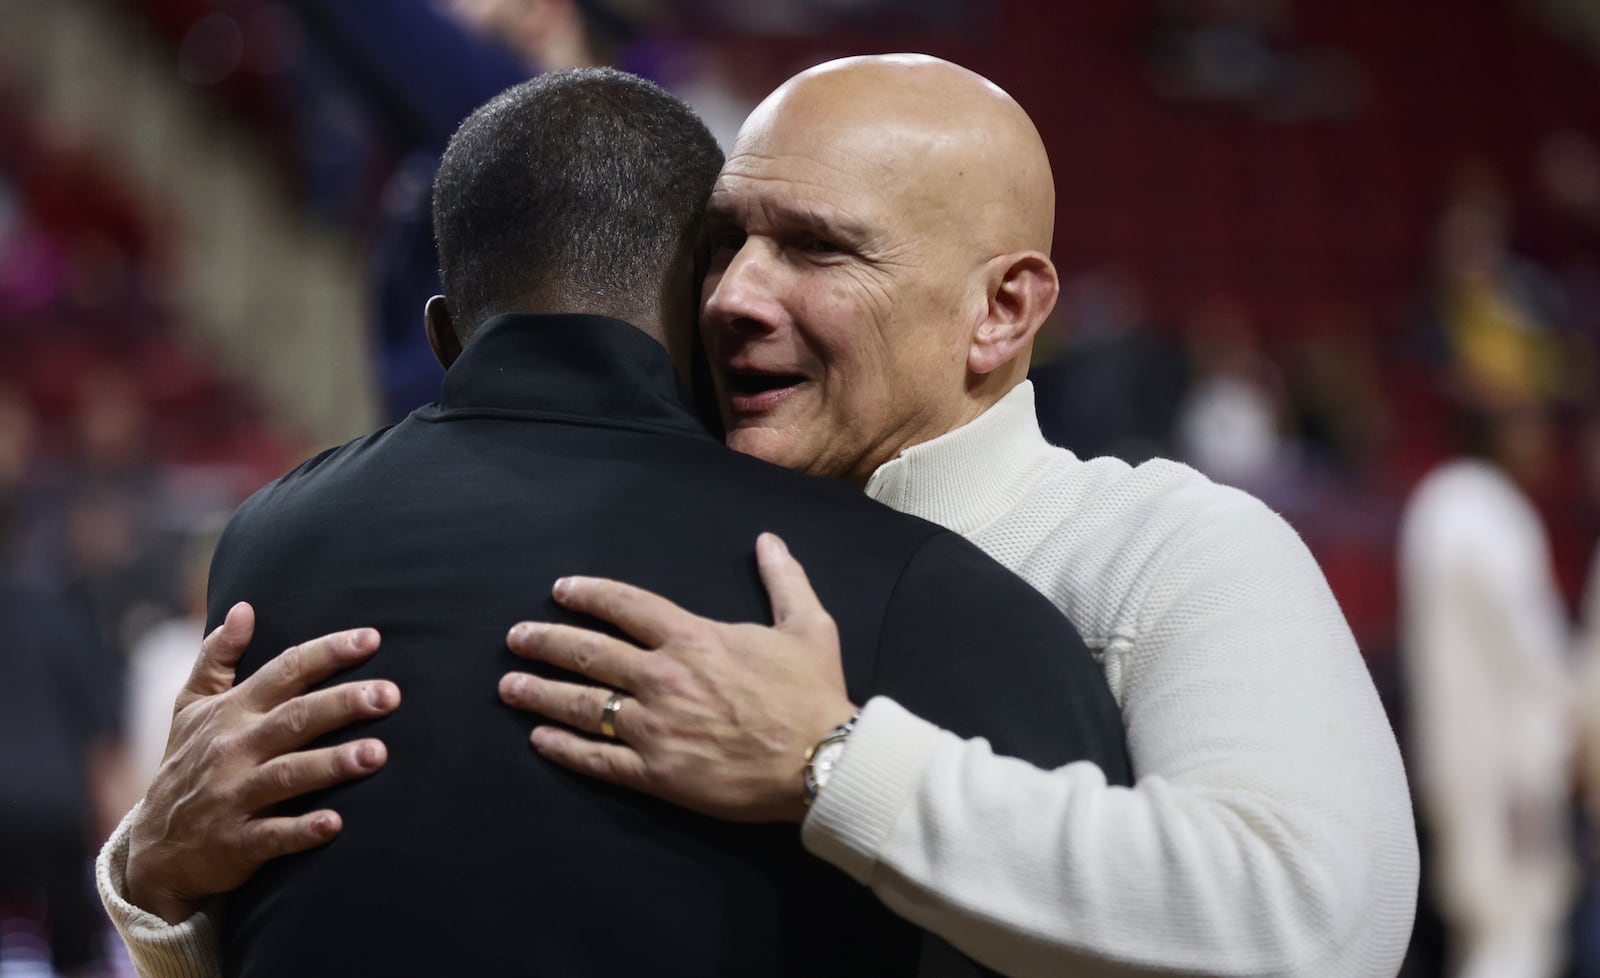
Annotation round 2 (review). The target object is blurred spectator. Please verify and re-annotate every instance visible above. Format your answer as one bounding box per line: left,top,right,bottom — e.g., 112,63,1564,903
273,0,659,421
0,384,37,575
1400,263,1577,976
1172,296,1303,502
0,488,128,978
124,529,218,793
1422,171,1570,411
1141,0,1364,122
1529,129,1600,403
1029,265,1188,464
47,368,182,656
1280,309,1390,481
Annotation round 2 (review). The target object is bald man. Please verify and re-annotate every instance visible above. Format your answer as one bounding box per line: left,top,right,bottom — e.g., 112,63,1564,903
102,56,1417,977
499,55,1419,978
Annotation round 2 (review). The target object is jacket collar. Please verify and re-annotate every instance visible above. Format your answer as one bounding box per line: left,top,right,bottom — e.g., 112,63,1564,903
425,313,715,440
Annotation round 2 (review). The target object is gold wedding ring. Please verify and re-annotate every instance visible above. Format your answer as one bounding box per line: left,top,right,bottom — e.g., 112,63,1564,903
600,691,626,740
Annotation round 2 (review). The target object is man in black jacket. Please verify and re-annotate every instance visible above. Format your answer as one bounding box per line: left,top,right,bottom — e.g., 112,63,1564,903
116,70,1127,977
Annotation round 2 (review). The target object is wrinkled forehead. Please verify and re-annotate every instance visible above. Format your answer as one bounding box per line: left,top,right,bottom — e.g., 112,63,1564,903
708,110,957,241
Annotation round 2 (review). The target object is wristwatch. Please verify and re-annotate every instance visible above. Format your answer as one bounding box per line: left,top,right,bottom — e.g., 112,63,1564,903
803,711,861,806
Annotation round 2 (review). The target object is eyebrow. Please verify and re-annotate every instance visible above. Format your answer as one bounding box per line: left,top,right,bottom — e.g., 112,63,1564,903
707,191,871,247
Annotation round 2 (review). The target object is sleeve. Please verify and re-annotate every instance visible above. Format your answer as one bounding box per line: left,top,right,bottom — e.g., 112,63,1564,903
96,803,222,978
804,499,1418,978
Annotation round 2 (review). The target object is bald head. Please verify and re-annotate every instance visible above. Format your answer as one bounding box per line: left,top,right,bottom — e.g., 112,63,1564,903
741,54,1055,257
699,54,1061,485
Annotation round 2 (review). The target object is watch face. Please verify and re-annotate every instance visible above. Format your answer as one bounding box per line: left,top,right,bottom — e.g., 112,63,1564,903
812,738,848,789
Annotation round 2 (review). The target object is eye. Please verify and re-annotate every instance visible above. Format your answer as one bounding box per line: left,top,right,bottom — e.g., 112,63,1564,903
799,236,845,256
704,224,745,264
704,225,747,257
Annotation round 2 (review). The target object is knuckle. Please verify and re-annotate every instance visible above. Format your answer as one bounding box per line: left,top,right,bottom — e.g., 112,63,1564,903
566,687,594,723
570,636,600,672
270,760,298,796
597,588,626,619
651,662,696,700
507,677,541,710
214,779,247,814
205,731,241,766
676,619,712,646
277,645,308,684
630,709,664,743
282,698,312,736
241,827,280,863
583,747,614,777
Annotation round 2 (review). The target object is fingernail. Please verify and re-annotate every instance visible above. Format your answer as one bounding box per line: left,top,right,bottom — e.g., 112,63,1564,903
366,681,396,710
357,741,383,767
350,628,378,652
509,622,537,644
552,578,572,600
500,673,527,697
763,533,789,558
530,727,553,750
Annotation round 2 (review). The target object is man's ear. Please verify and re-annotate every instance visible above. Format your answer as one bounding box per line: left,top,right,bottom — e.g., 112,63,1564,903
425,295,464,369
968,252,1059,376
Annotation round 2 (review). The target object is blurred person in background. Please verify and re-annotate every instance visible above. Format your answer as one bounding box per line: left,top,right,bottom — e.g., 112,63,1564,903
124,530,219,793
0,384,37,575
1399,206,1579,976
14,366,184,664
277,0,656,421
1028,265,1188,465
1570,408,1600,978
1172,296,1301,504
0,477,129,977
1420,172,1570,410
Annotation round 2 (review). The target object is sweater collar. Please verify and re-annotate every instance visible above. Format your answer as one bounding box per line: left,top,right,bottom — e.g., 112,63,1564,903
429,313,714,440
864,381,1063,535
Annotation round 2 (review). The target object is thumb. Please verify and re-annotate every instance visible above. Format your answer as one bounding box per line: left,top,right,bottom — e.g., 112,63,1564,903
756,533,828,633
177,601,255,710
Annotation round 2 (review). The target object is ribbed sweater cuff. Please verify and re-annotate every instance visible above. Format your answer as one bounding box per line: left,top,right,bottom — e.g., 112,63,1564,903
801,696,943,884
96,802,222,978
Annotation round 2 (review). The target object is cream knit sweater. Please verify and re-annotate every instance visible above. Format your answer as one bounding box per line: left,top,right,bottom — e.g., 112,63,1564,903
803,382,1417,976
97,382,1417,977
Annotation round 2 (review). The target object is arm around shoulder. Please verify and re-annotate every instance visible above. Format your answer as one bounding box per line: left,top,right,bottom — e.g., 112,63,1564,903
801,497,1417,977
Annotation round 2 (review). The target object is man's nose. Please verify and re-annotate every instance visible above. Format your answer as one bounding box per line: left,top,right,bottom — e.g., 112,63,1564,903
703,241,781,336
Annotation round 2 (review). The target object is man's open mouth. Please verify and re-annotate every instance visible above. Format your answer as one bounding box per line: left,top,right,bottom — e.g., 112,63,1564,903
725,370,805,396
722,369,806,413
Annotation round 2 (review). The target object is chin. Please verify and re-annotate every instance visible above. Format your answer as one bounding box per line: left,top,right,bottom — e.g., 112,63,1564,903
725,427,810,473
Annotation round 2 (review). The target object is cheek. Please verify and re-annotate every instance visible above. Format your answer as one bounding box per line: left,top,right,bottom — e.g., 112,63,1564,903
804,286,899,388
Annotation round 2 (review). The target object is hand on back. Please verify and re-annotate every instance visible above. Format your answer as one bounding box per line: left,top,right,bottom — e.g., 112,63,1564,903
499,533,857,824
126,603,398,924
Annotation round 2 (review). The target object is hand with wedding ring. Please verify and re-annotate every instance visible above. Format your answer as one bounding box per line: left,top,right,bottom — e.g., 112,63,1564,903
498,533,856,824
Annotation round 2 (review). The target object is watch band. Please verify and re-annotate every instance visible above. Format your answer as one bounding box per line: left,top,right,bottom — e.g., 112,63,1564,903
803,710,861,805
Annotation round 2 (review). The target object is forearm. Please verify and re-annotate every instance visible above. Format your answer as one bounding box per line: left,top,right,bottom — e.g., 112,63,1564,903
804,697,1414,978
96,803,223,978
